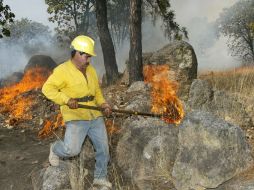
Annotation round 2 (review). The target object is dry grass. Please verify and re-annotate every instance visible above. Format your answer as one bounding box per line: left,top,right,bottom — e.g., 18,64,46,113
199,65,254,154
199,66,254,97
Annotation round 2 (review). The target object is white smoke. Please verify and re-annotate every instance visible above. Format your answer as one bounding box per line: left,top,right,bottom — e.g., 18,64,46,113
0,43,27,78
170,0,240,72
0,34,69,79
111,0,241,74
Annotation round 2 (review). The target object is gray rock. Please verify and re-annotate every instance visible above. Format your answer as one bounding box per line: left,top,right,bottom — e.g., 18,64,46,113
31,162,70,190
188,79,253,128
143,41,198,101
172,111,253,190
126,81,150,93
122,41,198,101
125,94,151,113
41,164,70,190
124,82,152,113
116,116,179,190
208,165,254,190
31,138,95,190
188,79,213,109
214,181,254,190
209,173,254,190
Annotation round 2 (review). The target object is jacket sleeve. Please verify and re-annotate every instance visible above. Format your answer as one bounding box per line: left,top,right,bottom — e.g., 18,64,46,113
42,67,70,105
92,68,106,106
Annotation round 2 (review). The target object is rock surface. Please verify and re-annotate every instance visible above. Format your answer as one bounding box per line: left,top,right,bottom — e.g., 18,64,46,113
143,41,197,101
122,41,198,101
116,116,178,190
188,79,253,128
124,81,151,112
116,111,253,190
172,111,253,190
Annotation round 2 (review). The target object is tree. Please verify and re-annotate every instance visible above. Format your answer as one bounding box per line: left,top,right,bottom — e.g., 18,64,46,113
128,0,188,84
0,0,15,38
46,0,120,84
46,0,130,47
95,0,119,85
144,0,187,40
129,0,143,84
216,0,254,63
45,0,96,42
107,0,130,46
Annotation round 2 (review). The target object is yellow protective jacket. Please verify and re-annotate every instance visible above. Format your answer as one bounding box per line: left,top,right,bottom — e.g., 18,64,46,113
42,60,105,122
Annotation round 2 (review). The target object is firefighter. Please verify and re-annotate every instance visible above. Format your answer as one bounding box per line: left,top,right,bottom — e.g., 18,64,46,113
42,35,112,189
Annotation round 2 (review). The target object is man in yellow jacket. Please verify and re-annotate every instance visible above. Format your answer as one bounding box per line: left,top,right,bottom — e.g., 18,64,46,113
42,35,112,189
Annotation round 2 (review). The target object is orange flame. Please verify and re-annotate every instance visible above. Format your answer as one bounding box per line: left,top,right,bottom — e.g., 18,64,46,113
143,64,184,124
0,67,51,121
38,113,65,138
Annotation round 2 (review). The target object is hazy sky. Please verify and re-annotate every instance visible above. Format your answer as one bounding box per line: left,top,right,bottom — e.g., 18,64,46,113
1,0,241,79
4,0,56,30
171,0,238,23
171,0,240,71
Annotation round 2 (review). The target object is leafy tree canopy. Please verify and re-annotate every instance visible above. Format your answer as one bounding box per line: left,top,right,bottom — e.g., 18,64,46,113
144,0,188,40
45,0,187,46
0,0,15,38
216,0,254,62
45,0,96,43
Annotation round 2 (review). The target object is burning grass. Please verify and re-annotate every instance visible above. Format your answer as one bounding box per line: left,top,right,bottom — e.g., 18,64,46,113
38,113,64,138
0,67,51,122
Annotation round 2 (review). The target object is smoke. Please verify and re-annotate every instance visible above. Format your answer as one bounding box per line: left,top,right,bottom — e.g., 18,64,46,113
170,0,240,71
0,0,65,79
110,0,241,75
0,35,69,79
109,18,171,75
0,42,27,79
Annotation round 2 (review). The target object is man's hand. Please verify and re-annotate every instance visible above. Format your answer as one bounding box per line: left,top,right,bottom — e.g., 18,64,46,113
101,103,112,117
67,98,78,109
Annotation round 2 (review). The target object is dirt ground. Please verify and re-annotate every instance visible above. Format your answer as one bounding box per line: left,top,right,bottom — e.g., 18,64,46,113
0,126,54,190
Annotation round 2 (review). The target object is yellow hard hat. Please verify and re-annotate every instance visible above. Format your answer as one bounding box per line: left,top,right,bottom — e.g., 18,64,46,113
70,35,96,56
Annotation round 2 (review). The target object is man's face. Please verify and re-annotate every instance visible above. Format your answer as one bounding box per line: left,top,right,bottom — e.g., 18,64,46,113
76,51,92,66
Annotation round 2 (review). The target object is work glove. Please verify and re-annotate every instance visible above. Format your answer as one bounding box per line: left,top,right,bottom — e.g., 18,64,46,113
101,103,112,117
67,98,78,109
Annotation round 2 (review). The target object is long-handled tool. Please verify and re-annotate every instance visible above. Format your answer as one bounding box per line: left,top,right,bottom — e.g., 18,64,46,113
78,104,162,118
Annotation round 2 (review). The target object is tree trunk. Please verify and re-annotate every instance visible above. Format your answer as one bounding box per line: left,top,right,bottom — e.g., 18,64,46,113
129,0,143,84
95,0,119,85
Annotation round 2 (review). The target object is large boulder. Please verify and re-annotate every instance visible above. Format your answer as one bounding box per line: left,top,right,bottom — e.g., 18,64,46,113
188,79,253,128
31,139,94,190
116,116,179,190
143,41,198,101
210,166,254,190
31,163,70,190
172,111,253,190
116,109,253,190
122,41,198,101
24,55,57,73
124,81,151,112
